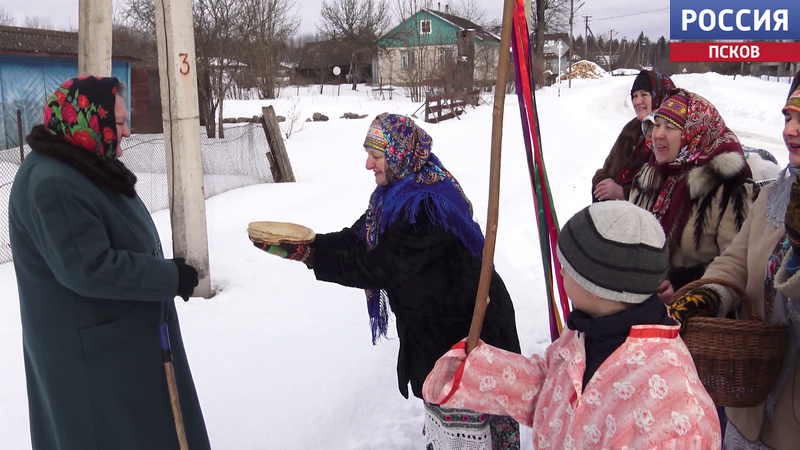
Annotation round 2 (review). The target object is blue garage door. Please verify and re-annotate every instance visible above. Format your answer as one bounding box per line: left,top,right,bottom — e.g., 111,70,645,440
0,57,129,150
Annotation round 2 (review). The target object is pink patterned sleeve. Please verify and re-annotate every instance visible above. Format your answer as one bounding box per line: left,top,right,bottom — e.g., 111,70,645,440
423,340,548,427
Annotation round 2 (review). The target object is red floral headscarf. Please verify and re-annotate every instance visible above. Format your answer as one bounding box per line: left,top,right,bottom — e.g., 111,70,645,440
44,76,120,159
615,70,677,185
638,89,750,250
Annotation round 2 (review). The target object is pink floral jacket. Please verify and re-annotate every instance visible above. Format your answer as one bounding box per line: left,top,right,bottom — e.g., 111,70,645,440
423,325,721,449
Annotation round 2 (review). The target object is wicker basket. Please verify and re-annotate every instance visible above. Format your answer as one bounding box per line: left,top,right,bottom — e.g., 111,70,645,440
672,277,789,407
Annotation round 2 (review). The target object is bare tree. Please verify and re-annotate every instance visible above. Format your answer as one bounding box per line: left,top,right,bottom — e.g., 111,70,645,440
238,0,300,99
319,0,393,90
121,0,155,32
0,7,15,26
194,0,251,138
449,0,485,25
23,15,54,30
113,8,157,68
391,0,432,24
280,97,305,139
122,0,249,138
531,0,569,83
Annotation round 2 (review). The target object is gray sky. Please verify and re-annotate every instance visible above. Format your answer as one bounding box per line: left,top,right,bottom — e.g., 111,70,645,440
5,0,671,41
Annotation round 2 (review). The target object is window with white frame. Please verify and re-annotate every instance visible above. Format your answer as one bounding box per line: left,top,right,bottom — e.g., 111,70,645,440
420,20,431,34
401,50,415,69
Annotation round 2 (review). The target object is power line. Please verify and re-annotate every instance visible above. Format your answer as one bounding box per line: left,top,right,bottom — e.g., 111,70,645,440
593,7,669,22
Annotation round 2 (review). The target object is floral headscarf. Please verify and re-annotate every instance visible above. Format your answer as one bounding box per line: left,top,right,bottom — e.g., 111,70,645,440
783,71,800,115
44,76,120,159
360,113,485,344
766,72,800,227
616,70,677,185
638,89,750,250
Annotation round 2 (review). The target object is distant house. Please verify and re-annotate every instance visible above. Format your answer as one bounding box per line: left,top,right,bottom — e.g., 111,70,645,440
0,26,140,150
542,33,572,78
296,40,371,84
376,7,500,89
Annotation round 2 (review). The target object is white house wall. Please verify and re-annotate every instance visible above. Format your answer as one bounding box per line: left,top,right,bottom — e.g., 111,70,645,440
375,44,498,88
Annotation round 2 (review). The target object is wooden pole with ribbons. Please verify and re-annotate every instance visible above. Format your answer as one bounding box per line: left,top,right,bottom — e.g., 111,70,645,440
466,0,515,354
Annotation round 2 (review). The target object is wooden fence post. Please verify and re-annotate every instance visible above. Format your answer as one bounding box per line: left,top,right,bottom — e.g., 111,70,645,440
261,106,296,183
17,110,24,162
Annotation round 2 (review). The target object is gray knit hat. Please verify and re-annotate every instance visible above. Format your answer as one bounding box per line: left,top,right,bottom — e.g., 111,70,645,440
556,201,668,303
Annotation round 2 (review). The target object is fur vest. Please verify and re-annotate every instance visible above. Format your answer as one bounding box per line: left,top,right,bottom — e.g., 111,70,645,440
630,152,756,289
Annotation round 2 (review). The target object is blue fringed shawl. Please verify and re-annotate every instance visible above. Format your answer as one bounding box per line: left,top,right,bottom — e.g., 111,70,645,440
359,114,484,344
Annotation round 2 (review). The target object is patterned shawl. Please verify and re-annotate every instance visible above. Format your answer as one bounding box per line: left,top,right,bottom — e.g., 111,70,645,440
762,71,800,418
616,70,676,185
638,89,750,251
360,113,485,344
44,76,120,160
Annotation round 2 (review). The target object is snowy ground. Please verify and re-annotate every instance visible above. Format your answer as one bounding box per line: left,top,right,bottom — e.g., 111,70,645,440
0,73,793,449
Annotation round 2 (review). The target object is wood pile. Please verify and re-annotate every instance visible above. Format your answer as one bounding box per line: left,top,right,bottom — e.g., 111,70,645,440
560,60,607,80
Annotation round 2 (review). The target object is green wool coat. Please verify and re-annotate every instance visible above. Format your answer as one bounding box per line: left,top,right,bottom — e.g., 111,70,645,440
9,148,210,450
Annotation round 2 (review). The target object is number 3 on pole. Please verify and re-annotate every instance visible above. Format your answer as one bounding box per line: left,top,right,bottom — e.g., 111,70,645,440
179,53,190,75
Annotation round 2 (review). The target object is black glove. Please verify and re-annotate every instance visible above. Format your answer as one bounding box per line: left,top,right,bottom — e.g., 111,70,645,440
253,241,313,267
668,286,721,323
172,258,199,301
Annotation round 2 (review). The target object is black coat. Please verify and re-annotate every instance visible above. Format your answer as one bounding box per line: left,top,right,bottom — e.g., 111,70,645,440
311,210,521,399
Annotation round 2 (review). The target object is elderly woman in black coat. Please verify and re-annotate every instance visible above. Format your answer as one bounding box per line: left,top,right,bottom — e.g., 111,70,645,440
256,113,522,449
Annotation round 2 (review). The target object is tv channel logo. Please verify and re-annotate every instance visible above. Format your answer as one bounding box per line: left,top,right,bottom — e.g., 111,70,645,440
670,0,800,62
671,0,800,40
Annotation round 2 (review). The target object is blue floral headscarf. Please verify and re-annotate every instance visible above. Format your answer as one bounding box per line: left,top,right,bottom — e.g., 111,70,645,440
360,113,485,344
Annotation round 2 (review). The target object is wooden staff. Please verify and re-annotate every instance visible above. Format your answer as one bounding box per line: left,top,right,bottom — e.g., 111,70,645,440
466,0,515,355
160,323,189,450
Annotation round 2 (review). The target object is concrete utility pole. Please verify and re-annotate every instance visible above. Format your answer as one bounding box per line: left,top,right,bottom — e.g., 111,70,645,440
154,0,213,298
77,0,112,76
525,0,531,28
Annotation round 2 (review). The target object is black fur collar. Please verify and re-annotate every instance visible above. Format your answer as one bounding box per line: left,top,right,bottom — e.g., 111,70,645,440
26,125,137,198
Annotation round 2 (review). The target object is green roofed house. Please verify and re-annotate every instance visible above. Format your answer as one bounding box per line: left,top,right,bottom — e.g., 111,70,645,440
375,7,500,93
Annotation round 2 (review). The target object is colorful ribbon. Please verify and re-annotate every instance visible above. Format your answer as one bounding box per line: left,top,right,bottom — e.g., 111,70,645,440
511,0,569,341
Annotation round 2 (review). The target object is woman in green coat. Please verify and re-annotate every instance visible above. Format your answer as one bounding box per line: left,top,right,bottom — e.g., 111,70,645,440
8,76,209,450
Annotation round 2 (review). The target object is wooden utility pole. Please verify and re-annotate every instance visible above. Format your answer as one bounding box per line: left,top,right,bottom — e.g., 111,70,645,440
608,30,617,71
78,0,112,76
584,16,591,61
568,0,574,88
568,1,584,88
154,0,212,298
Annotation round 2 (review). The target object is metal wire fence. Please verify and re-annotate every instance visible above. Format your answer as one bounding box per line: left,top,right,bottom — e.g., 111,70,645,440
0,123,275,264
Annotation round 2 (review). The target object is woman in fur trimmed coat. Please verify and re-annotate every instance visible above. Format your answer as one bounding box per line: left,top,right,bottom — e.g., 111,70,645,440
667,73,800,450
8,77,209,450
630,89,755,291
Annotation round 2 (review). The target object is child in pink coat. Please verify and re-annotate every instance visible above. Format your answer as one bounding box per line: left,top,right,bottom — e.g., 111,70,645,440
423,201,721,449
